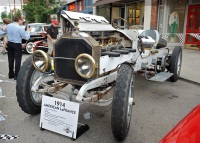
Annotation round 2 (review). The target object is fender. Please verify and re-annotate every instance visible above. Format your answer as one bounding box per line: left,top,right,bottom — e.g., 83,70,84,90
159,104,200,143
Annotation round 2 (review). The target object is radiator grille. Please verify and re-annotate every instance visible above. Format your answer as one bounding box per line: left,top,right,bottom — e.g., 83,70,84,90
54,38,92,83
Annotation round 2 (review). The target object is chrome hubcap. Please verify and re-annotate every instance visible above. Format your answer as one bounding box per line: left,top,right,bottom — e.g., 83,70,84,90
177,52,182,75
30,70,43,105
127,76,134,128
26,43,34,53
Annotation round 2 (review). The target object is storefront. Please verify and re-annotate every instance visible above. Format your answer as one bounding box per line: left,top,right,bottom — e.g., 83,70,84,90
158,0,200,49
185,1,200,49
95,0,145,29
65,0,93,14
68,2,76,11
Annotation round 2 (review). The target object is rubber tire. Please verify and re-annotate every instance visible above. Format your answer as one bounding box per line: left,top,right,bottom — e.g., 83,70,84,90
25,42,34,54
16,56,41,115
169,46,182,82
111,64,134,141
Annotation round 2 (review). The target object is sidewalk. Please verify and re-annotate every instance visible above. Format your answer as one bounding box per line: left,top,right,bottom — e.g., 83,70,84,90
180,48,200,84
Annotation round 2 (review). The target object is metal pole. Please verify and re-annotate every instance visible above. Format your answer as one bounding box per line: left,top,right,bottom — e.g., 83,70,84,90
144,0,151,30
20,0,22,10
20,0,23,17
8,0,12,20
14,0,16,14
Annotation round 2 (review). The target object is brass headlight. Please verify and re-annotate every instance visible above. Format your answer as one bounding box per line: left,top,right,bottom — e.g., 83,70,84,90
32,50,51,73
75,54,96,78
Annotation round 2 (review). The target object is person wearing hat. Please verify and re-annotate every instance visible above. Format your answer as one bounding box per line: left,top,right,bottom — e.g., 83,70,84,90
47,19,59,55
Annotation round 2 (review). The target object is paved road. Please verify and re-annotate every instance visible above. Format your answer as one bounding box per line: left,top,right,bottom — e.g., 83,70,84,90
0,51,200,143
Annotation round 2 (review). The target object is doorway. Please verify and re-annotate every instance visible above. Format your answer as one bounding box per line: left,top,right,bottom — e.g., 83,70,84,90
185,4,200,46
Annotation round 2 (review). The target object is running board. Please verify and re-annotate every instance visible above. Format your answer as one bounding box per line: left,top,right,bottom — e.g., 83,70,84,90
148,72,173,82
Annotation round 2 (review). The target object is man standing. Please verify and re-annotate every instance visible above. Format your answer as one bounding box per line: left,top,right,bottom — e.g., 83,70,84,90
4,16,30,80
47,19,59,55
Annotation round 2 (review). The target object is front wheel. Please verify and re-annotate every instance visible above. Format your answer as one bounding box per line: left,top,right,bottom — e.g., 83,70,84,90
25,42,34,54
169,46,182,82
16,57,44,115
111,64,135,141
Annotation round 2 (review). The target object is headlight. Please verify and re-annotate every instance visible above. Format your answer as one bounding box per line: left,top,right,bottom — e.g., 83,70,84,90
32,50,51,72
75,54,96,78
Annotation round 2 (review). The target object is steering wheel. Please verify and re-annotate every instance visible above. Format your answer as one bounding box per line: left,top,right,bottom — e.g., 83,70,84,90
112,17,130,30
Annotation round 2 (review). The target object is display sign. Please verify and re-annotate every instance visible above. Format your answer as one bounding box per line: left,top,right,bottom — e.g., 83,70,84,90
40,96,79,139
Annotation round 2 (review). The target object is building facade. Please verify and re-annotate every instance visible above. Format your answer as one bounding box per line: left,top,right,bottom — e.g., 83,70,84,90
93,0,156,29
64,0,93,14
92,0,200,49
157,0,200,49
94,0,146,29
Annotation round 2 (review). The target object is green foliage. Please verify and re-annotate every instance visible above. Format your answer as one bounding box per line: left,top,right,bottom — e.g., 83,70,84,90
1,12,7,19
14,9,22,17
1,12,12,20
7,13,12,19
23,0,59,23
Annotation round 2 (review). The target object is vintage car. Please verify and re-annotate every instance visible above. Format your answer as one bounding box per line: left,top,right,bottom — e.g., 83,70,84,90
16,11,182,141
159,104,200,143
21,23,49,54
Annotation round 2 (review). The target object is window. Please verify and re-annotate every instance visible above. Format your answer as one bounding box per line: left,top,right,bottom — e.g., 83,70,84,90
34,26,43,32
97,5,110,23
158,0,186,43
158,5,164,33
160,0,165,5
68,3,76,11
112,7,120,22
188,0,200,4
127,2,144,27
78,0,84,12
167,0,186,42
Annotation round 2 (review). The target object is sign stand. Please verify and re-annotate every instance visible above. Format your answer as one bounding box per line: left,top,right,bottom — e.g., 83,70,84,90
40,122,89,141
71,123,89,141
39,95,89,140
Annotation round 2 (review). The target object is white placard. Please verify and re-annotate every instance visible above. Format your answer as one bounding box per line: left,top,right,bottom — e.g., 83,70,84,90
40,95,79,139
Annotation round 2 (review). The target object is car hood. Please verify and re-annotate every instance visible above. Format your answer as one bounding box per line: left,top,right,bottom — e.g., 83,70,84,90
159,104,200,143
30,32,42,36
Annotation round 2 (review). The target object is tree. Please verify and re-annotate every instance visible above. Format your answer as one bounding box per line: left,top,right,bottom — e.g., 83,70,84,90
23,0,59,23
14,9,22,17
1,12,7,19
7,13,12,20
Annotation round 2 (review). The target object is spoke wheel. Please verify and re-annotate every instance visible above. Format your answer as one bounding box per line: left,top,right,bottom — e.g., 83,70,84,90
111,64,134,141
16,57,44,115
169,46,182,82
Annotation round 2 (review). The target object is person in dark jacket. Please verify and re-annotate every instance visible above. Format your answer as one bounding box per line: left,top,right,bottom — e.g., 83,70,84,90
47,19,59,55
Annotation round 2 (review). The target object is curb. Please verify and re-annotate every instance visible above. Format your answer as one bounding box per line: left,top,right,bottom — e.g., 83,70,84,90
179,77,200,86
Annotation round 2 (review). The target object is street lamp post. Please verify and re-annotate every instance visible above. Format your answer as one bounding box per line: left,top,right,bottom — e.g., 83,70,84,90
8,0,13,20
14,0,16,14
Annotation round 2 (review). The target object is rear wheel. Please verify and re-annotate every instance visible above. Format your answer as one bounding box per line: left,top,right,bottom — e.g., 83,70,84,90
169,46,182,82
111,64,134,141
16,57,43,115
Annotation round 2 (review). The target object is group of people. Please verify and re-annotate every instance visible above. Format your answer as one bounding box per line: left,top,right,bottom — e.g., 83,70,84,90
0,16,59,80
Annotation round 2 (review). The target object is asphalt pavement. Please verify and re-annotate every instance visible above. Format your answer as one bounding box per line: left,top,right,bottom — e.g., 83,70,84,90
0,47,200,143
180,49,200,85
